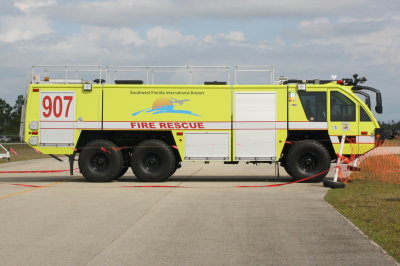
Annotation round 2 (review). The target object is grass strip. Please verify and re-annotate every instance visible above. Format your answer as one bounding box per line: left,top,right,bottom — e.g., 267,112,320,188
325,180,400,262
0,143,49,164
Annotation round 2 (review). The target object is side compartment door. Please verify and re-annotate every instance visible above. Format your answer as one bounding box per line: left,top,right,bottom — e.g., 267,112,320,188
234,92,276,160
40,91,75,146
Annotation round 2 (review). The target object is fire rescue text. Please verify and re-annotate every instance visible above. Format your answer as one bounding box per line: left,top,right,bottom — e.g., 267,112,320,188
130,121,205,129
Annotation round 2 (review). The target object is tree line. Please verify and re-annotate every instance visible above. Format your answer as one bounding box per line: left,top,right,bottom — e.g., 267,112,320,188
379,120,400,131
379,120,400,139
0,95,24,135
379,120,400,130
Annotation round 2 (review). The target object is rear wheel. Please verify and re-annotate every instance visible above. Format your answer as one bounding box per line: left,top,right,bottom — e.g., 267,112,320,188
130,139,176,182
115,165,129,179
169,161,181,177
78,139,123,182
114,149,131,179
284,140,331,182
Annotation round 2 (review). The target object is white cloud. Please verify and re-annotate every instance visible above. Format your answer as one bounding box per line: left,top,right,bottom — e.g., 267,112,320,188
299,17,330,28
147,26,185,47
0,15,52,43
28,26,145,58
224,31,246,41
52,0,375,26
315,26,400,64
91,27,144,46
296,16,400,64
146,26,198,47
14,0,56,13
0,0,55,43
338,15,400,24
255,38,286,50
24,25,246,53
204,31,246,44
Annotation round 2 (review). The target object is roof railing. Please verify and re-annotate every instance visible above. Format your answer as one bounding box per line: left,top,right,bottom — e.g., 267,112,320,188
31,65,102,84
234,65,274,85
106,66,231,85
31,65,275,85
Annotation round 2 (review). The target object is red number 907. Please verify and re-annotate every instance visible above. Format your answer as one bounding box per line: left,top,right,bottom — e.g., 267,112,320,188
42,95,73,118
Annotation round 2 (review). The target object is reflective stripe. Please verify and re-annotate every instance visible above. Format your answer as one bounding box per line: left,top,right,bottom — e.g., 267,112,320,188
330,136,340,144
203,122,230,130
357,136,375,143
40,121,73,129
329,135,375,144
40,121,101,129
234,122,276,130
104,121,134,129
276,122,287,129
75,121,101,129
288,122,328,130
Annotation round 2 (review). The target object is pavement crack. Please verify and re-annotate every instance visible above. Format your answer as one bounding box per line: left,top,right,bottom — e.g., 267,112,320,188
176,166,203,186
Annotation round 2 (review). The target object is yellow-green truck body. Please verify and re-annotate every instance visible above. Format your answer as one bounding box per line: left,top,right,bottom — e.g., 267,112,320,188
24,69,382,182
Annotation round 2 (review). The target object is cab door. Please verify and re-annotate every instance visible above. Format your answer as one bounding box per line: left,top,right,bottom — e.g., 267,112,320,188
358,104,376,154
328,90,359,155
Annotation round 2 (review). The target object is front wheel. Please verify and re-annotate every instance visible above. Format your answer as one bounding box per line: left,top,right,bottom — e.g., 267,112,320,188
283,140,331,182
130,139,176,182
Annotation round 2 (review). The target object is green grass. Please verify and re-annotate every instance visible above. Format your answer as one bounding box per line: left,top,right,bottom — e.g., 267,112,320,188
0,143,49,164
325,180,400,262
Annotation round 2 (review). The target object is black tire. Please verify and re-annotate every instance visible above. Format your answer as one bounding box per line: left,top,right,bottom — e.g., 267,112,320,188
323,179,346,189
115,165,129,179
78,139,123,182
169,161,181,177
114,149,131,179
284,140,331,182
130,139,176,182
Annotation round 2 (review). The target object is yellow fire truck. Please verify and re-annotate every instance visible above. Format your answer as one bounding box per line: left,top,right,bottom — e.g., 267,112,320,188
23,65,383,182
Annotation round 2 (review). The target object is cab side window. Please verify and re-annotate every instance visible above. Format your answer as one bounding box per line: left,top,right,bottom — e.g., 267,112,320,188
330,91,355,121
360,106,372,122
298,91,327,122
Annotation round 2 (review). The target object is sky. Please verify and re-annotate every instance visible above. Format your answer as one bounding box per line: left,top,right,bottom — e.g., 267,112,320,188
0,0,399,121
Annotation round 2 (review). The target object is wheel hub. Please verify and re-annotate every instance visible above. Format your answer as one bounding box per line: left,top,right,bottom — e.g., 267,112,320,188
91,153,109,171
143,153,161,171
299,153,317,172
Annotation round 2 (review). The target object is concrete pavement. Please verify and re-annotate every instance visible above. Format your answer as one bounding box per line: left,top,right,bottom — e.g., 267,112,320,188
0,158,396,265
